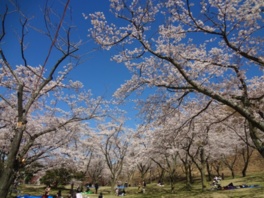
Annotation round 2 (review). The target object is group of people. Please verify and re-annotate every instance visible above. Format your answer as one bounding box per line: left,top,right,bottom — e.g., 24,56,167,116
69,183,101,198
42,185,63,198
211,176,222,189
115,187,126,196
42,185,51,198
42,183,103,198
137,180,147,193
211,176,258,191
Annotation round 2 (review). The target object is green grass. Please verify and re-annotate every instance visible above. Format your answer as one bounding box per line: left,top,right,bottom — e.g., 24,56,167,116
10,172,264,198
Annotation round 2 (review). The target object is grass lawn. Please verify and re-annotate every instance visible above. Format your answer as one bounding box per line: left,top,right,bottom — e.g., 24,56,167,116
10,172,264,198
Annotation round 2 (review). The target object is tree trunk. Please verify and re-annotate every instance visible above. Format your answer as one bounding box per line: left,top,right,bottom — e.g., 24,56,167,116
111,182,115,194
185,162,192,190
206,160,212,182
0,168,16,198
231,169,235,179
225,163,235,179
188,163,193,184
180,154,192,190
110,177,117,194
0,128,23,198
241,147,252,177
0,86,25,198
242,164,248,177
249,122,264,158
200,147,208,191
215,162,221,176
158,168,165,185
169,175,175,193
241,122,254,177
222,150,237,180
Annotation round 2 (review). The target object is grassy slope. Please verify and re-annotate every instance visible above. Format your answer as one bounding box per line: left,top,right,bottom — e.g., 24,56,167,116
12,171,264,198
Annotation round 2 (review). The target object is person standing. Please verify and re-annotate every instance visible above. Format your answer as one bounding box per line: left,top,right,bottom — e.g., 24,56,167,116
56,189,62,198
94,183,99,194
143,181,146,193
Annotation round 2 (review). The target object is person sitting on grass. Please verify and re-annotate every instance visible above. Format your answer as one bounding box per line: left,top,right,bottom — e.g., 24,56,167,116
42,184,51,198
98,192,103,198
115,188,119,196
86,187,92,194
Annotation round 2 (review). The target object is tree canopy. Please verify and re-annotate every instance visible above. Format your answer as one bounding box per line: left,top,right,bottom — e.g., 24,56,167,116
88,0,264,157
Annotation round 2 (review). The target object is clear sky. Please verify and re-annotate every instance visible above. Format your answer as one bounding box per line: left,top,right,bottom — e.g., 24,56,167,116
69,0,132,98
2,0,131,96
1,0,139,126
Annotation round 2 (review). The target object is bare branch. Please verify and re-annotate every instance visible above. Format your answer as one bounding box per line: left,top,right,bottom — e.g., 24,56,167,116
0,5,8,41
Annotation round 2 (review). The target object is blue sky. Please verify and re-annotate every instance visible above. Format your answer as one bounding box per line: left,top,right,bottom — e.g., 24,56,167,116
1,0,139,126
2,0,131,97
69,0,132,97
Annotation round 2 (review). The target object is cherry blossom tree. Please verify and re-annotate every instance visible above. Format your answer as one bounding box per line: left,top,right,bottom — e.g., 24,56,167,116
202,101,259,178
179,123,209,191
215,114,255,178
136,159,152,182
150,145,180,192
176,101,252,187
88,0,264,157
178,150,193,190
135,104,194,190
143,98,243,190
0,2,107,197
97,121,132,192
75,130,106,184
121,146,138,186
131,126,153,182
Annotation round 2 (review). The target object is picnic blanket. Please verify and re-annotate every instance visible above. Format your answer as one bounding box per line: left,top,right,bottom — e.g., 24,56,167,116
223,184,260,190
